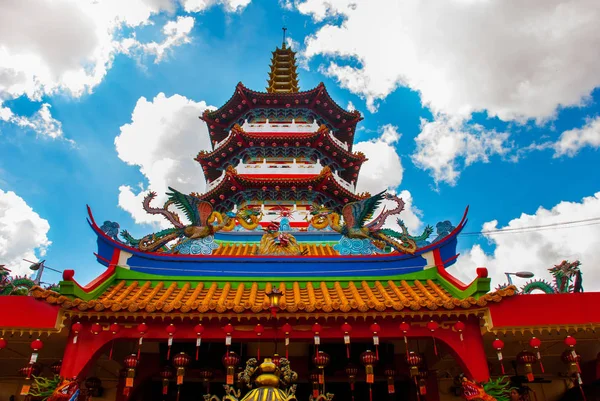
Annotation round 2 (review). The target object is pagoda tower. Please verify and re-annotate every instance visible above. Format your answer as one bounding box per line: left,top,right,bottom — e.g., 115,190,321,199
196,38,367,226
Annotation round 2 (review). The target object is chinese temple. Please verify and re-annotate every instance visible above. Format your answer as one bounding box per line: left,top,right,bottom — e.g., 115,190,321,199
1,34,599,401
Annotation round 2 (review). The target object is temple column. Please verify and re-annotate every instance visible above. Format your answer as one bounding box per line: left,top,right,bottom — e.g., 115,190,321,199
435,317,489,382
60,325,111,379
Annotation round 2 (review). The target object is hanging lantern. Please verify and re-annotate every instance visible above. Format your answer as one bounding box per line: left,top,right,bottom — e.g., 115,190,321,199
313,350,330,387
172,352,191,385
345,363,359,401
223,323,234,348
109,323,120,360
72,321,83,344
123,353,139,390
193,324,204,361
85,376,102,398
0,337,6,350
384,367,396,394
426,320,439,356
516,350,537,382
282,322,292,359
222,351,240,385
166,324,176,360
341,322,352,358
137,322,148,358
399,321,411,355
312,322,322,351
529,337,544,373
29,338,43,364
91,323,102,335
50,360,62,376
563,337,584,388
369,322,381,360
360,350,378,401
406,351,423,378
418,370,428,395
454,321,465,342
254,324,264,360
199,368,214,393
160,366,174,395
19,363,41,379
309,370,321,398
492,338,505,374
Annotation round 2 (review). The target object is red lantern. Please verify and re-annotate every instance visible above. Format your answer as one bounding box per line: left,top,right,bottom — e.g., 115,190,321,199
20,363,41,379
29,339,43,364
384,367,396,394
194,324,204,360
199,368,214,393
223,323,234,347
517,350,537,381
72,321,83,344
313,351,330,388
426,320,439,356
345,363,359,398
454,321,465,341
222,351,240,385
563,336,584,388
360,350,378,401
282,322,292,358
166,324,176,360
0,337,6,350
160,366,174,395
399,321,411,355
341,322,352,358
123,354,139,389
370,322,381,360
254,324,264,360
50,360,62,375
136,322,147,358
312,322,322,351
172,352,191,385
529,337,544,373
406,351,423,377
492,338,505,374
91,323,102,335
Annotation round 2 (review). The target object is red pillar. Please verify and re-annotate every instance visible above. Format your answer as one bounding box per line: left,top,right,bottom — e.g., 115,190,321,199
60,324,112,379
434,318,489,382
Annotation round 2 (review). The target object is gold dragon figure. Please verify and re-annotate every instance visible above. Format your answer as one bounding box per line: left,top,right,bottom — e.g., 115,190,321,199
257,223,304,256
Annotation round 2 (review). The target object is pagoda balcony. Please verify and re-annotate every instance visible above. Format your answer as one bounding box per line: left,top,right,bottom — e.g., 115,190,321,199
206,170,226,191
241,119,319,133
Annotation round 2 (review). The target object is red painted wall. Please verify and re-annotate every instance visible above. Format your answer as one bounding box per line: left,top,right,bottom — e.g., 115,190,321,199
0,297,60,329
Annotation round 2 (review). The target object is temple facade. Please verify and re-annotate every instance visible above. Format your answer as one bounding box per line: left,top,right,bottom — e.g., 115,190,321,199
0,36,598,401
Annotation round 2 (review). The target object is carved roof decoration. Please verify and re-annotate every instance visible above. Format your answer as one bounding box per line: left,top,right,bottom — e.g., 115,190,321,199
200,82,363,148
196,124,367,182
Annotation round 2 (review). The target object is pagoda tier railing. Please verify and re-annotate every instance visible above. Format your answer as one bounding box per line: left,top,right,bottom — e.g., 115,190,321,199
236,159,322,175
206,170,227,191
242,120,319,133
327,130,349,151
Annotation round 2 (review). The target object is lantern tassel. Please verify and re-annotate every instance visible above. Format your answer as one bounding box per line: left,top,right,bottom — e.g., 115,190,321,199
433,337,438,356
196,336,201,361
109,341,114,360
369,385,373,401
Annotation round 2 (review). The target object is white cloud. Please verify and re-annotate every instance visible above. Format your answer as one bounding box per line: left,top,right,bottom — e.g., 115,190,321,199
354,124,403,194
451,192,600,291
295,0,600,122
11,104,67,141
411,116,511,186
136,16,196,62
115,93,214,227
0,189,51,276
182,0,251,13
553,116,600,157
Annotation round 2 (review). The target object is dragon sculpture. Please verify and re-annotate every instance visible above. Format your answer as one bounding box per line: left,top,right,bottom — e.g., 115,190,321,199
257,223,304,256
520,260,584,294
461,376,514,401
0,265,36,296
118,188,262,253
326,191,432,254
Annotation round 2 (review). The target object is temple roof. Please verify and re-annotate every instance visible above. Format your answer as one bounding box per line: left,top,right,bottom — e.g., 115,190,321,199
196,165,369,212
196,124,367,182
31,280,515,315
200,82,363,148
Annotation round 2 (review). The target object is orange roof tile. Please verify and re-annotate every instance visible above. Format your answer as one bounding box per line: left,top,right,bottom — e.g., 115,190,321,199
31,282,516,315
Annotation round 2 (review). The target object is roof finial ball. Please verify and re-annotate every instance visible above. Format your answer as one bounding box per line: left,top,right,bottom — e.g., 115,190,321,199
282,27,287,49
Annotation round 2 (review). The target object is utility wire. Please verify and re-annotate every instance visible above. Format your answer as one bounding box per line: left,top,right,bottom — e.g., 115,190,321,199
461,216,600,236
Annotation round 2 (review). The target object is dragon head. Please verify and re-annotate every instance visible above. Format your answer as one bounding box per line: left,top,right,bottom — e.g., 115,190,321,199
462,378,488,401
461,377,513,401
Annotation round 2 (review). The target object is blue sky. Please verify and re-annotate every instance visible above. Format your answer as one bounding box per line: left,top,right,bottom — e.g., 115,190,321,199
1,0,599,289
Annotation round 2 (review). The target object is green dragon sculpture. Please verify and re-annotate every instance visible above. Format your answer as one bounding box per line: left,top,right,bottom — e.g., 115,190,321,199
461,376,514,401
327,191,433,254
521,260,584,294
119,188,262,253
0,265,36,296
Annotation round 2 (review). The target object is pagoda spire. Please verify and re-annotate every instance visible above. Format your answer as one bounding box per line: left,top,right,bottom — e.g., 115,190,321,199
266,28,299,93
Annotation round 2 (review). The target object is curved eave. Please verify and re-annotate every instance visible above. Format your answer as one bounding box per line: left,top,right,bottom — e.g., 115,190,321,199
201,82,362,145
196,126,366,182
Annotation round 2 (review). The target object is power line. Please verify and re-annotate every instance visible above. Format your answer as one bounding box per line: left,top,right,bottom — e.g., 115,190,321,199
461,216,600,236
